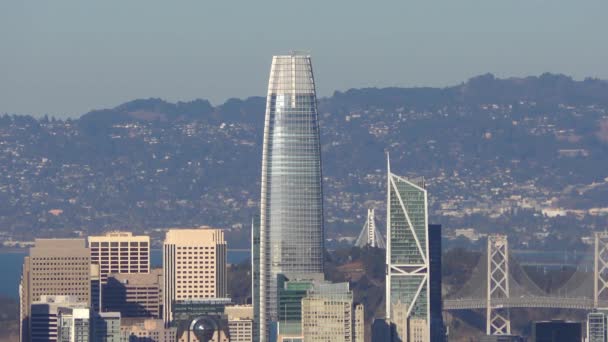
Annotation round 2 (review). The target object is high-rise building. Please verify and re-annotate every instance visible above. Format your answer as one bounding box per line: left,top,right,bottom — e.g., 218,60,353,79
588,310,608,342
258,53,325,341
252,217,260,342
90,264,102,313
225,305,254,342
88,232,150,284
30,295,89,342
276,273,323,341
120,318,178,342
103,269,162,318
21,239,91,342
272,274,362,342
162,228,227,325
532,320,582,342
301,282,364,342
385,157,430,342
428,224,445,342
92,312,121,342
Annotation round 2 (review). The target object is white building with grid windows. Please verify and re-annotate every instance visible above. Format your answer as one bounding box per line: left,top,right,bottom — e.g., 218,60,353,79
162,227,227,325
88,232,150,284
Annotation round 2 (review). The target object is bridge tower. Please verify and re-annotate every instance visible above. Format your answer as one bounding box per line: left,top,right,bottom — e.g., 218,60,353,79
355,208,386,249
486,234,511,335
594,232,608,308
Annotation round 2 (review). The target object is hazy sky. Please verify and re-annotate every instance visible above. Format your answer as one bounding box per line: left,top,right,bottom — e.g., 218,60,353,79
1,0,607,117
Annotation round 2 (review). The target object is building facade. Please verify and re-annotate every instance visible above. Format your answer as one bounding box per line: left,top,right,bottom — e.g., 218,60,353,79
120,319,178,342
21,239,91,342
301,282,363,342
92,312,121,342
251,217,260,342
225,305,254,342
163,228,227,325
428,224,445,342
532,320,582,342
588,310,608,342
385,158,430,342
88,232,150,284
259,53,325,341
29,296,89,342
103,269,162,318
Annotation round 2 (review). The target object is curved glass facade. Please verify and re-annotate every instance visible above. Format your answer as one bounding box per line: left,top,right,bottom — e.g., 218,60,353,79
259,54,324,340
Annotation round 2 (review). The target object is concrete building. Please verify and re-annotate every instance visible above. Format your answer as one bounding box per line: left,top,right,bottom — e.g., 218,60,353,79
21,239,91,342
91,264,102,313
163,228,227,325
588,310,608,342
258,53,325,342
428,224,446,342
30,295,89,342
103,269,162,318
301,282,364,342
92,312,121,342
120,318,177,342
88,232,150,283
225,305,254,342
532,320,582,342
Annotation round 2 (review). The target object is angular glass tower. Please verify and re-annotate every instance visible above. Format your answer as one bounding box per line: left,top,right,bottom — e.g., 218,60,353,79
258,53,324,341
385,156,430,342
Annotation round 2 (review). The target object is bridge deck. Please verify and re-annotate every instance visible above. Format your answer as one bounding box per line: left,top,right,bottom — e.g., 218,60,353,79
444,297,608,310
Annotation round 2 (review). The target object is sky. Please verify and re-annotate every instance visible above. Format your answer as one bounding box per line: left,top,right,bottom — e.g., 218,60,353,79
1,0,607,118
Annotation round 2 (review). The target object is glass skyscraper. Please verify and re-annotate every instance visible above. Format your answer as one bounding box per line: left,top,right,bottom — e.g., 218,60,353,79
386,157,430,342
258,53,325,342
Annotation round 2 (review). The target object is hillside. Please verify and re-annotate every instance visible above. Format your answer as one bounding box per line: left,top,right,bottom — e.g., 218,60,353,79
1,73,607,249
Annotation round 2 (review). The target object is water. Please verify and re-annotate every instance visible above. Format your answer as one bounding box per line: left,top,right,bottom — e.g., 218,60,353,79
0,249,250,299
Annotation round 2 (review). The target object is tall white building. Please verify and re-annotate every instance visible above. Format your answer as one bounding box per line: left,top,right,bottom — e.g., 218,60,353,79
386,157,430,342
88,232,150,283
162,227,227,325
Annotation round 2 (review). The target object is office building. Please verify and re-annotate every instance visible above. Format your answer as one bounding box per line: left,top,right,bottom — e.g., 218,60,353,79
92,312,121,342
170,298,231,342
428,224,445,342
272,274,362,342
91,264,102,313
225,305,254,342
258,53,325,341
120,318,177,342
88,232,150,283
163,228,227,325
103,269,162,318
252,217,260,342
30,295,89,342
301,282,364,342
532,320,582,342
588,310,608,342
21,239,91,342
385,157,430,342
371,319,391,342
275,274,322,341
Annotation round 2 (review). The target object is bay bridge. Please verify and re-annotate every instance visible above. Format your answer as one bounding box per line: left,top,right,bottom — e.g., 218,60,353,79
443,231,608,335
